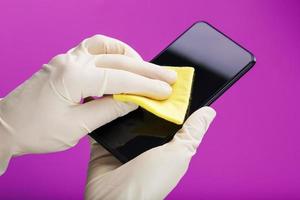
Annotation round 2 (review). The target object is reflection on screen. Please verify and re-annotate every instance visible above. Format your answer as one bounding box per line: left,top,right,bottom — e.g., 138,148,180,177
152,22,252,113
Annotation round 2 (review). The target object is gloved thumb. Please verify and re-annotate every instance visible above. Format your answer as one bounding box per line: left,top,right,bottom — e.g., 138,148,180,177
70,96,138,135
169,106,216,156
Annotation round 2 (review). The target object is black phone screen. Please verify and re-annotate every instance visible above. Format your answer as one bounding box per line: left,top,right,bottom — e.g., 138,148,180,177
89,22,255,162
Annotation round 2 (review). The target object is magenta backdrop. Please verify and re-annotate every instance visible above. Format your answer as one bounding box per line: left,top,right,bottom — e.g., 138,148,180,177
0,0,299,199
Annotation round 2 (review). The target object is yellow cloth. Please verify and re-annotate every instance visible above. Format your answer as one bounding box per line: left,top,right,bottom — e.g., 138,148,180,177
113,67,194,125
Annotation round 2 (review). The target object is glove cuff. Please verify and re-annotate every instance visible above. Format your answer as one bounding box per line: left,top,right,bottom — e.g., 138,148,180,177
0,115,14,176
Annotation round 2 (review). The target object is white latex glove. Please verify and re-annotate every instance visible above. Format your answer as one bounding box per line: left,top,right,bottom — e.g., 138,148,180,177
0,35,177,175
85,107,216,200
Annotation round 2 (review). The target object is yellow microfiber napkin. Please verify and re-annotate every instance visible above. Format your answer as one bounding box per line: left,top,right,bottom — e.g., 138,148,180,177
113,66,194,125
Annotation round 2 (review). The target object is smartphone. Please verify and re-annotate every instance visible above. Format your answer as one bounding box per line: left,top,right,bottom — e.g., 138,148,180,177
89,21,256,162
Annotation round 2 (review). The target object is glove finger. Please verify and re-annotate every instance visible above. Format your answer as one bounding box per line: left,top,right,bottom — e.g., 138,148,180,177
82,67,172,100
71,96,138,134
85,107,216,200
68,34,142,60
94,54,177,84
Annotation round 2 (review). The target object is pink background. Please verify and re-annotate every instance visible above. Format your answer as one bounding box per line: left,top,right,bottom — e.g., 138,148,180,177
0,0,299,199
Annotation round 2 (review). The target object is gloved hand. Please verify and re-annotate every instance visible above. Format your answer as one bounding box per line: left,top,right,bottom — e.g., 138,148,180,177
85,106,216,200
0,35,177,175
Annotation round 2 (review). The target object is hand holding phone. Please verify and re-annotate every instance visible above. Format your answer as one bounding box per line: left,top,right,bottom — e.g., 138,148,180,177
85,107,216,200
